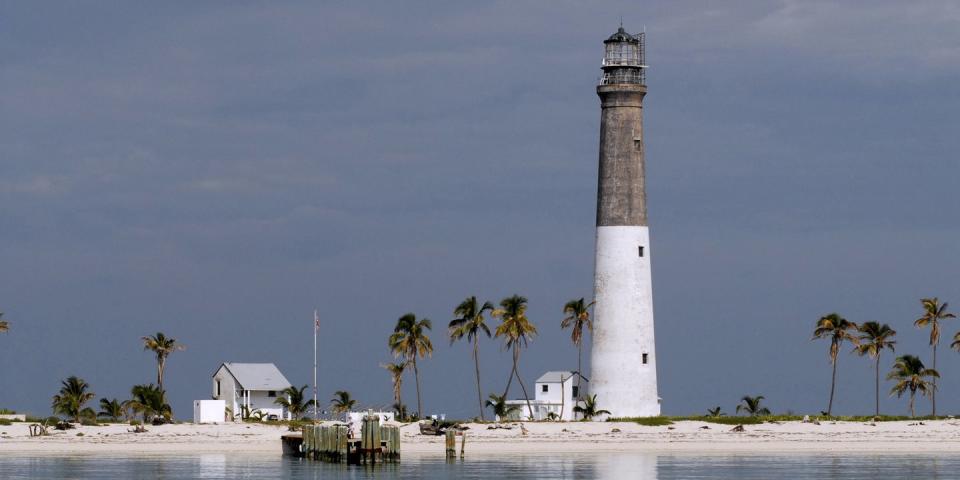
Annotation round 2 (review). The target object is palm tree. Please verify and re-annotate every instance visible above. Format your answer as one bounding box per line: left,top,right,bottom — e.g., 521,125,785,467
735,395,770,416
97,398,125,422
141,332,186,391
706,406,724,417
572,394,611,421
330,390,356,415
381,362,406,419
274,385,316,421
449,296,494,421
561,297,594,416
854,322,897,417
485,393,521,420
494,294,537,420
951,331,960,353
812,313,859,416
0,311,8,333
125,384,172,423
388,313,432,418
914,298,954,416
887,354,939,418
391,402,408,420
51,376,96,423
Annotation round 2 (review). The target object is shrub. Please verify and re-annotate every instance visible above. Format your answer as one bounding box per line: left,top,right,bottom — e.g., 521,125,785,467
130,420,142,426
0,419,11,426
80,418,100,426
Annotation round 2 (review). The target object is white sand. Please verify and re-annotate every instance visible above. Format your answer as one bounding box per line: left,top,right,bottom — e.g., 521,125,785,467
2,420,960,455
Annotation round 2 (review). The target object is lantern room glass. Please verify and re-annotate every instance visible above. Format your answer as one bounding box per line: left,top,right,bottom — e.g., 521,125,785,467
604,42,639,67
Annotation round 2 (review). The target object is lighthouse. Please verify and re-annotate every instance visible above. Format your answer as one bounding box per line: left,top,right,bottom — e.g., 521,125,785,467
589,27,660,417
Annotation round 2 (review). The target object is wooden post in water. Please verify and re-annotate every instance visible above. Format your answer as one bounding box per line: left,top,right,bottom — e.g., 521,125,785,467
304,425,313,459
379,425,400,463
445,430,456,458
320,427,332,462
361,413,381,464
460,431,466,458
337,425,348,463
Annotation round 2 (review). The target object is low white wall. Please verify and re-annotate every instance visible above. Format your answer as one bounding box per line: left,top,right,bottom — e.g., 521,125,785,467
345,411,395,427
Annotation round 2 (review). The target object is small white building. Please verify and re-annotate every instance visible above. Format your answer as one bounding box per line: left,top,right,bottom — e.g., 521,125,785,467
212,362,293,421
193,399,227,424
502,371,583,421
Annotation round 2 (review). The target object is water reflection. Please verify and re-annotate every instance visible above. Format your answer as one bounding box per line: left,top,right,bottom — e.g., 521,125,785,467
1,452,959,479
594,452,657,480
196,454,225,478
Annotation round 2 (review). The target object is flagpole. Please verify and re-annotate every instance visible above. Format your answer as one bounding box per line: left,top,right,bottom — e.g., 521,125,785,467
313,309,319,421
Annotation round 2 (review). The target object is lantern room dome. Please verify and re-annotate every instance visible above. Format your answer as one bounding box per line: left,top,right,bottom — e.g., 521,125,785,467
604,27,639,44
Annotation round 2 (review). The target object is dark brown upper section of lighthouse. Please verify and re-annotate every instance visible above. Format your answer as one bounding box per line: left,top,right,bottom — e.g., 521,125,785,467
596,83,647,227
596,27,648,227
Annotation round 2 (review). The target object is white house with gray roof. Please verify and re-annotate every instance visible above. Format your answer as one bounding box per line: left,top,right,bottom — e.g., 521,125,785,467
212,362,293,421
503,371,583,421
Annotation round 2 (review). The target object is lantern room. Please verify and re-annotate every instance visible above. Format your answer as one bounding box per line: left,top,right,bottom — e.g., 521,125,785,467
601,27,646,85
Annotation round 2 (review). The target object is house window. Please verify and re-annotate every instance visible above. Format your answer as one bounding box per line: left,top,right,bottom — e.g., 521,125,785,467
638,246,644,257
216,381,221,397
268,391,277,397
572,386,579,398
541,384,549,393
642,353,649,364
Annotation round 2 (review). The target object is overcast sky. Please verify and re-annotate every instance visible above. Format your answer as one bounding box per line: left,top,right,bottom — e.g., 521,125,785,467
2,1,960,419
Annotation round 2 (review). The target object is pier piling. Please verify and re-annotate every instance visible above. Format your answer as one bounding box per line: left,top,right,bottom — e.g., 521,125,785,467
297,419,398,465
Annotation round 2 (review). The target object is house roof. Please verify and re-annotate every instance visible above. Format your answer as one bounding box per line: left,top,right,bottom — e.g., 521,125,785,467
536,371,575,383
216,363,292,391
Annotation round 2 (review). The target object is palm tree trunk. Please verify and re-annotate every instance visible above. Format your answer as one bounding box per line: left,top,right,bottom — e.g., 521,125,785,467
874,355,880,417
932,343,937,416
413,356,422,419
157,356,165,390
559,373,565,420
396,379,403,417
503,350,517,398
827,354,838,416
909,390,915,418
514,346,535,420
576,342,583,420
473,338,484,421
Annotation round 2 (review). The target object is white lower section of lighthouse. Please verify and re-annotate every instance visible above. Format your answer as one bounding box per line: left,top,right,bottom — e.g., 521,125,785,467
590,225,660,417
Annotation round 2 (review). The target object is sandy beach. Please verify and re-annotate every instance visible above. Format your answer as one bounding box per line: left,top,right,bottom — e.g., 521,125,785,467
3,420,960,455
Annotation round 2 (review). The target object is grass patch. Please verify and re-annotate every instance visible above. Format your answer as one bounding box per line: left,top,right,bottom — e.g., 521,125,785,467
813,415,944,422
667,414,947,424
673,416,767,425
608,417,674,426
670,415,805,425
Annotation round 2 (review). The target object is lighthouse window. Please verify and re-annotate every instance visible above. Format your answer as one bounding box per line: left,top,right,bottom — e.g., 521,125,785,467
638,246,644,257
542,385,549,393
642,353,649,364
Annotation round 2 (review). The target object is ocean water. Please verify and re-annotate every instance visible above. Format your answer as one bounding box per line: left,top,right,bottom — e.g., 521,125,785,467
0,452,956,479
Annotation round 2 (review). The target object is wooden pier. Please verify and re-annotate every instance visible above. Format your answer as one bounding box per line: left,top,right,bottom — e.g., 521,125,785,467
298,414,400,465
